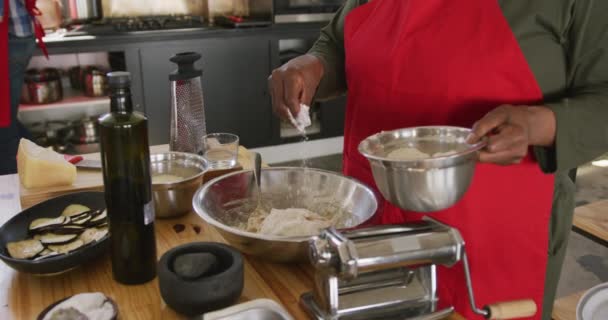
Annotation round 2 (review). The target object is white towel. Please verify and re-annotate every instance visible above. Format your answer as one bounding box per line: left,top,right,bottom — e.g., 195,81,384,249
287,104,312,134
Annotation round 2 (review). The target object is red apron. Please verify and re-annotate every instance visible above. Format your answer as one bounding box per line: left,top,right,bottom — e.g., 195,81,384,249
343,1,555,319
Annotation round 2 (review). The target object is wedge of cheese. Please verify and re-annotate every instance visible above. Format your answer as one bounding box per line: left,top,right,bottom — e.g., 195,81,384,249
17,138,77,189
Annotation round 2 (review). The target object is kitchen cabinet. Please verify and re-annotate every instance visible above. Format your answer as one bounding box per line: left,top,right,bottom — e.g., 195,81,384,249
319,96,347,138
139,38,272,147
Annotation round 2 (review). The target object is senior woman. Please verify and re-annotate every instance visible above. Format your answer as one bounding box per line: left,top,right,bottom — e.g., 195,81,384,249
268,0,608,319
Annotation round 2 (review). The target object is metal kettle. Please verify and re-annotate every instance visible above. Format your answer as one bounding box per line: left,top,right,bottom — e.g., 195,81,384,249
169,52,207,154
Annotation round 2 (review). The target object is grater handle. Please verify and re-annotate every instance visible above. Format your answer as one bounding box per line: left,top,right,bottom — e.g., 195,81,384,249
484,299,537,319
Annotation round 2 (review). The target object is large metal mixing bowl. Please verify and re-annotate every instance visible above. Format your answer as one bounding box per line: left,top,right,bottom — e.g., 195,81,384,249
192,167,378,262
359,126,485,212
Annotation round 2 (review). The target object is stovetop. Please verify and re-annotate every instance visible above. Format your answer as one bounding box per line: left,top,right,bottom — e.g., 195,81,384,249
108,15,206,32
53,15,274,38
58,16,211,37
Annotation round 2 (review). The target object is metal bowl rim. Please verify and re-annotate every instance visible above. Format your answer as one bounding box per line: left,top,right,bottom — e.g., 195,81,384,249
150,152,208,189
202,132,240,144
358,126,486,164
192,166,379,242
576,282,608,320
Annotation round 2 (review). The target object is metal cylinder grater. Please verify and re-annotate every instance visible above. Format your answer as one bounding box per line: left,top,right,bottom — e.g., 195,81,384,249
169,52,207,155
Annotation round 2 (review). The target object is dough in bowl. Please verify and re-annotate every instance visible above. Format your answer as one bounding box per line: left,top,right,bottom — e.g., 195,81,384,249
387,147,430,160
387,147,459,160
152,174,183,184
258,208,333,237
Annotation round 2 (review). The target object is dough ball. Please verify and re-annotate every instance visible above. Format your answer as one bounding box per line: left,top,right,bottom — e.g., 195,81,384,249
259,208,332,237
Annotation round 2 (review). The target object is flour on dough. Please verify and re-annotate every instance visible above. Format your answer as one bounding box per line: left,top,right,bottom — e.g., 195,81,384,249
387,147,430,160
257,208,333,237
387,147,460,160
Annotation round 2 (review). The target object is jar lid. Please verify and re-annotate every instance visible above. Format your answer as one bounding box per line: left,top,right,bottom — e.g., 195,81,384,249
107,71,131,89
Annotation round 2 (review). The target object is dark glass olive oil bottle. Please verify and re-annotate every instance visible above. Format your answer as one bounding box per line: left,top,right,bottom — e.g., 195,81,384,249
99,71,157,284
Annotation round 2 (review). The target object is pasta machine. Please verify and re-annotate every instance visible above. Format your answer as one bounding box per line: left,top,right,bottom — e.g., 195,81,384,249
300,218,537,320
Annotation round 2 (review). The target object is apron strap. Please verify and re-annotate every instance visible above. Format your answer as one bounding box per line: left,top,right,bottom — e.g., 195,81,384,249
25,0,48,57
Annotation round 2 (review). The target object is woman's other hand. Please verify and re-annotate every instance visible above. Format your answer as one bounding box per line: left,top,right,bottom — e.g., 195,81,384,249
268,54,324,121
467,105,556,165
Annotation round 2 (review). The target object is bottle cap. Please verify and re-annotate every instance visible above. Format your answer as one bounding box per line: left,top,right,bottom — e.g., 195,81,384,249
107,71,131,89
170,52,203,81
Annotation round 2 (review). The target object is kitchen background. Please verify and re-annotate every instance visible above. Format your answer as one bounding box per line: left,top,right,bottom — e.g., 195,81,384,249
21,0,343,154
18,0,608,304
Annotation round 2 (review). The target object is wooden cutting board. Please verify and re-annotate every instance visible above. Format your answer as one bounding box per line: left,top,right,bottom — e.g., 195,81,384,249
19,145,252,209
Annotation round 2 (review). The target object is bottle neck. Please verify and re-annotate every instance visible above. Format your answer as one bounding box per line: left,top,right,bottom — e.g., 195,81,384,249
110,87,133,113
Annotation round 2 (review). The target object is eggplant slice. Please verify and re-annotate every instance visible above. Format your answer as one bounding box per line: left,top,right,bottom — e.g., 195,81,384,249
49,239,85,254
61,204,91,217
7,239,45,259
79,227,109,245
29,216,69,232
88,209,104,218
90,210,107,223
34,249,61,261
86,211,108,228
71,214,92,225
39,233,79,245
66,210,93,221
51,225,86,235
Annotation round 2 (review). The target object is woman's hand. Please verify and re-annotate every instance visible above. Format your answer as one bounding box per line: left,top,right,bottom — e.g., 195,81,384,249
467,105,556,165
268,54,324,121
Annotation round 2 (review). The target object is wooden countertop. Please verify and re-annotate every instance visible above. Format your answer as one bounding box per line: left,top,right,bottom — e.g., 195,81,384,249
572,200,608,243
5,146,464,320
553,291,585,320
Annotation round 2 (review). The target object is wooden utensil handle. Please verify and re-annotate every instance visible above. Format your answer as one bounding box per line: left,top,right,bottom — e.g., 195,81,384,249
485,299,537,319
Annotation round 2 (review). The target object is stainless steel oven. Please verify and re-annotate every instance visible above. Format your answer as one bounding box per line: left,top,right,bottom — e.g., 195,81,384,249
273,0,343,24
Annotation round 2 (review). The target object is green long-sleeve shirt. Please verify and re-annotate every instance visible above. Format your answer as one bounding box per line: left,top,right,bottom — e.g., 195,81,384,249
308,0,608,318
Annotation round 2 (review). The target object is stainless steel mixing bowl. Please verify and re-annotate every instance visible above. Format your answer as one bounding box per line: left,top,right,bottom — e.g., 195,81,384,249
358,126,485,212
192,167,378,262
151,152,208,218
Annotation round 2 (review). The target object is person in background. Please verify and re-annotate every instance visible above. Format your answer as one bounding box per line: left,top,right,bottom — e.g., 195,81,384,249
269,0,608,319
1,0,41,175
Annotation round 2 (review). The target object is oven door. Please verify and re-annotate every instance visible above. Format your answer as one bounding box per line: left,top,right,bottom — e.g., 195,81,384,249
274,0,343,23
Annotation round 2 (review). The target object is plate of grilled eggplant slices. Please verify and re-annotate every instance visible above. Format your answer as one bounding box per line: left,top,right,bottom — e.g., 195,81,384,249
0,191,109,275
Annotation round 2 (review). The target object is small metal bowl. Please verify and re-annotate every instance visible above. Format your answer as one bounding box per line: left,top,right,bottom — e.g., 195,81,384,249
151,152,208,218
358,126,485,213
